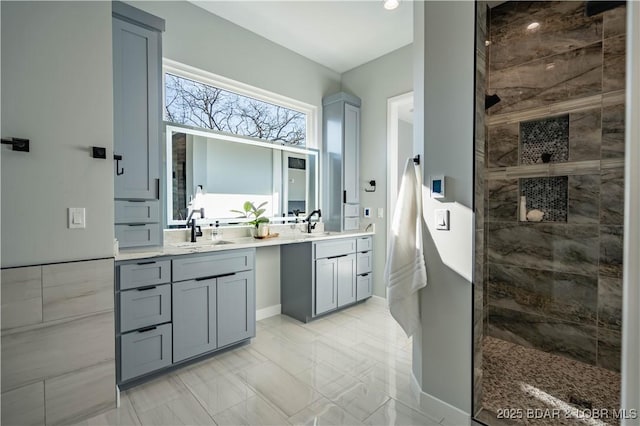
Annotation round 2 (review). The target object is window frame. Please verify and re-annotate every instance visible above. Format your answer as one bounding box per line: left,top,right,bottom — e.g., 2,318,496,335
163,59,318,149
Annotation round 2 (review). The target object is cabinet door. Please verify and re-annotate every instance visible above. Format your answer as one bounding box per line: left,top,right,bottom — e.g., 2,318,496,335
113,17,160,200
337,254,356,307
315,258,338,315
343,103,360,204
172,279,217,362
217,271,255,347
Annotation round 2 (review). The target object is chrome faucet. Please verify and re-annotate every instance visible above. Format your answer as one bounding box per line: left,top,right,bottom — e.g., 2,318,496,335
304,209,322,234
186,208,205,242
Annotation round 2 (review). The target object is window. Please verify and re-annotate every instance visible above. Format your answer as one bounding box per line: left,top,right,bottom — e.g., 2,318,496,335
164,65,310,147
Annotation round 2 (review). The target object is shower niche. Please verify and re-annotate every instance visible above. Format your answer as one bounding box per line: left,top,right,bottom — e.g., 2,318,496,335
518,115,570,222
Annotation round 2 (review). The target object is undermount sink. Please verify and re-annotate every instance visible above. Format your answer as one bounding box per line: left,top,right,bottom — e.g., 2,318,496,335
210,240,234,245
172,240,235,249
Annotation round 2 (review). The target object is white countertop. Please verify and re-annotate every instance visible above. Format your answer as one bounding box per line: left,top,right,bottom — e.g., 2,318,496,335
115,230,375,262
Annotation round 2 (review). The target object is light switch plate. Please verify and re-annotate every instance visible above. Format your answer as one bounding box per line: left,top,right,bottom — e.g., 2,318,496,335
68,207,86,229
377,208,384,219
435,209,449,230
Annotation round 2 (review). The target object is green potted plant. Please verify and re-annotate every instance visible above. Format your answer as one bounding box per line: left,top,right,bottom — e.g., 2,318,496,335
231,201,270,237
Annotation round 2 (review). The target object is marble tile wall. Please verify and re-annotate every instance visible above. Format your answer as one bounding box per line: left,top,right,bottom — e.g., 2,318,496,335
1,259,116,425
473,2,488,416
483,1,626,373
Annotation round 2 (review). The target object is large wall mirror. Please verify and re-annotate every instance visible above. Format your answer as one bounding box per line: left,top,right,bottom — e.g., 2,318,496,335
166,124,319,226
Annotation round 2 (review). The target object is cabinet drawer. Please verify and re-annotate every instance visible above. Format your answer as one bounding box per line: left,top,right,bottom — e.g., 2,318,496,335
344,204,359,218
115,200,159,224
172,249,255,282
356,273,372,301
356,237,372,252
356,251,372,275
120,323,172,382
120,284,171,333
116,224,161,248
314,239,356,259
119,260,171,290
343,217,360,231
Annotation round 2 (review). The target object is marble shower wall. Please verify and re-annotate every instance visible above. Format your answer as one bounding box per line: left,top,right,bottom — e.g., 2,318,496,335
484,1,625,372
473,1,488,416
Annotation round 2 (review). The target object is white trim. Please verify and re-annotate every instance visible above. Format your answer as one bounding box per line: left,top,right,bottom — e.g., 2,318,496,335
256,304,282,321
410,372,471,426
386,92,414,260
116,385,120,408
163,58,318,150
621,1,640,423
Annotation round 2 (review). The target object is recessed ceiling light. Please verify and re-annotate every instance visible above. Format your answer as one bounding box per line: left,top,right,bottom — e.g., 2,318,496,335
526,22,541,32
384,0,399,11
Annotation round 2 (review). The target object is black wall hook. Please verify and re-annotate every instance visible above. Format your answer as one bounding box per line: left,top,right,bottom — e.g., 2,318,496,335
1,138,30,152
114,154,124,175
413,155,420,165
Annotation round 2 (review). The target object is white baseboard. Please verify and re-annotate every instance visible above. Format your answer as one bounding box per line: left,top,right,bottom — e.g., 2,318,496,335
256,304,281,321
371,294,386,303
410,372,470,426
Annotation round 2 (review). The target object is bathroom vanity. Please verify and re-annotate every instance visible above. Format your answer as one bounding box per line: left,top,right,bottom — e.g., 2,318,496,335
114,230,373,387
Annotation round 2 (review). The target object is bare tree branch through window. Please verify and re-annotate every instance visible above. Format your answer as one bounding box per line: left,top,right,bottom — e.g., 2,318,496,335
165,74,306,146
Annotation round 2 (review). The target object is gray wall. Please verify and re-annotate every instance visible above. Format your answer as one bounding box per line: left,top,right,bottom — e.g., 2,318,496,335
413,1,474,415
341,44,413,297
255,246,281,310
128,1,341,121
1,1,114,267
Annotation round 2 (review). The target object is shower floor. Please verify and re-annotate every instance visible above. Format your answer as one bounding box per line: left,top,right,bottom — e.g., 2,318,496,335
480,336,621,426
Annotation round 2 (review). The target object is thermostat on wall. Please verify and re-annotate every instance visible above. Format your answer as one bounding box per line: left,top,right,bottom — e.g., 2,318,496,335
430,175,445,198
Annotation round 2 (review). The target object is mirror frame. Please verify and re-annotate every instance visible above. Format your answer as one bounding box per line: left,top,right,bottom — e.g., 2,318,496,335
165,123,320,226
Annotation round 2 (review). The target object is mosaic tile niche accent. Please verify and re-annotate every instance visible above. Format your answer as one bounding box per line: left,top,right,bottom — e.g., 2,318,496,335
520,115,569,164
521,176,568,222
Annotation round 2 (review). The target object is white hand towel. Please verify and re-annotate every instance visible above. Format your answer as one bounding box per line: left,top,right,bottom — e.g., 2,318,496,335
384,158,428,338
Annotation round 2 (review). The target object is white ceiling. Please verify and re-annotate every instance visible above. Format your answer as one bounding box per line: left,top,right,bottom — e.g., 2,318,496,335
191,1,413,74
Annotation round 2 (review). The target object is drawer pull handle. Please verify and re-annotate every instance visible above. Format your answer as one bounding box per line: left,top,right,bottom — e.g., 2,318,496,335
127,224,146,227
137,285,157,291
328,254,348,259
126,200,147,203
361,273,370,277
136,260,156,265
195,272,236,281
138,326,157,333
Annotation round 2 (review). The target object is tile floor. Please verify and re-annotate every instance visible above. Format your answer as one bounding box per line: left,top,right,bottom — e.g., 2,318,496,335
76,298,447,426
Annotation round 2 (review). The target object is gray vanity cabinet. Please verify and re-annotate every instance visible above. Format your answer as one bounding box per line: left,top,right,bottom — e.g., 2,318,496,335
172,278,217,362
281,236,369,323
336,254,357,307
116,248,255,386
322,92,362,232
171,249,256,363
112,3,164,248
356,236,373,301
315,257,338,315
217,271,255,347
